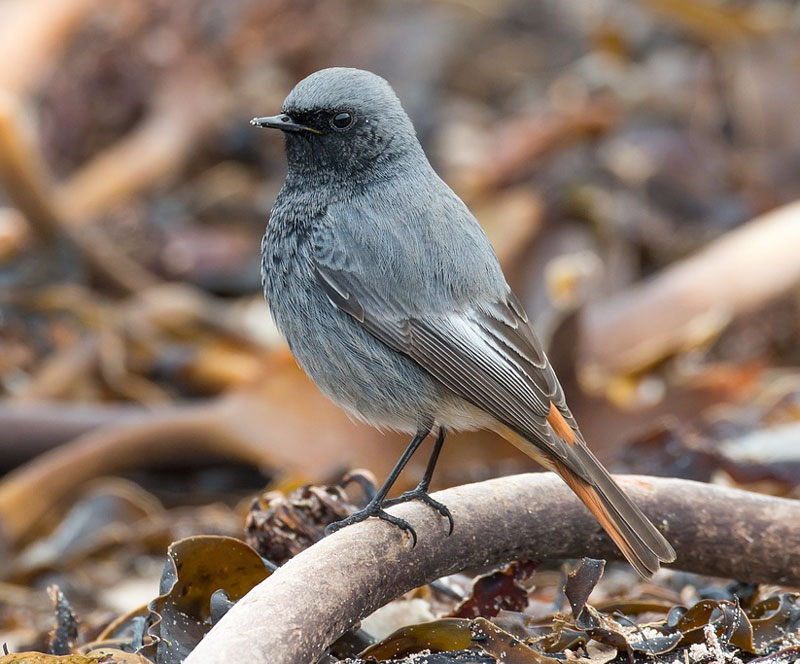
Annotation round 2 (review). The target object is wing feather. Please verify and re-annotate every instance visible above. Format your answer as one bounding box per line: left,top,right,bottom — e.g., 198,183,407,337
313,246,676,573
314,263,590,479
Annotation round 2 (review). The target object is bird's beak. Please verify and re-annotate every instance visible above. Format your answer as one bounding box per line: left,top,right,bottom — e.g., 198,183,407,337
250,114,322,135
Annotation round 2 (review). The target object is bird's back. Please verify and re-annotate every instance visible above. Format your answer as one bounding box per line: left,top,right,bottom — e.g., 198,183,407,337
318,168,509,315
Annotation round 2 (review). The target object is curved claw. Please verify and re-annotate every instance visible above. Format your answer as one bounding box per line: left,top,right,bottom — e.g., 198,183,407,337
325,507,418,546
323,520,345,537
383,489,454,535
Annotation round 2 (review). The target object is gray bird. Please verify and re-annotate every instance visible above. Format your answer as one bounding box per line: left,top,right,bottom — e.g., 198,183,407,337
252,67,675,577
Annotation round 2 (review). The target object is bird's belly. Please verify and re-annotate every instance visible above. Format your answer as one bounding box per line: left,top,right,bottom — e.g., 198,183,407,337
270,286,439,432
266,264,493,434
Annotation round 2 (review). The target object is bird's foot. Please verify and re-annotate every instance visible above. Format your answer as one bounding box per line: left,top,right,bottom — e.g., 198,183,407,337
325,503,418,546
383,487,454,535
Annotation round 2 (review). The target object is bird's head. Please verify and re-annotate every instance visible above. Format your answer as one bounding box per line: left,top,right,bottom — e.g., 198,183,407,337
251,67,422,181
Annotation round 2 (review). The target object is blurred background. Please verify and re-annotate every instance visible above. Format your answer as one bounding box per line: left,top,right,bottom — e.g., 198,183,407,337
1,0,800,652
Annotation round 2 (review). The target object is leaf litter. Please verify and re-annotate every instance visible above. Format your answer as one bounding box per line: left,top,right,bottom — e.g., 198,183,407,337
5,476,800,663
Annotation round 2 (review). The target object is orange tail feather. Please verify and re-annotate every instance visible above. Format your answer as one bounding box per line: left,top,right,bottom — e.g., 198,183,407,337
553,461,663,577
499,425,675,577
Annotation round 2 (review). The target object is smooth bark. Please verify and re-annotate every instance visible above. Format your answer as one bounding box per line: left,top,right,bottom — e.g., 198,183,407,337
186,474,800,664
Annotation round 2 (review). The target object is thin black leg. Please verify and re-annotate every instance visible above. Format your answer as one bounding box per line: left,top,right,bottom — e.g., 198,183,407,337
325,425,432,545
383,426,454,534
419,425,446,491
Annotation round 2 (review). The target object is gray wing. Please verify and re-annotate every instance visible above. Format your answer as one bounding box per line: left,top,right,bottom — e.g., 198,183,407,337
313,260,592,481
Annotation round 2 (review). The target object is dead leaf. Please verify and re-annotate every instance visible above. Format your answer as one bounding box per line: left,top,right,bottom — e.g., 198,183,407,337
468,617,558,663
564,558,605,620
450,560,538,619
146,536,272,663
359,618,474,660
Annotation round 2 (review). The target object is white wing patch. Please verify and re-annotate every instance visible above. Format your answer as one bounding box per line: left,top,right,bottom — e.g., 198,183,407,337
434,309,550,413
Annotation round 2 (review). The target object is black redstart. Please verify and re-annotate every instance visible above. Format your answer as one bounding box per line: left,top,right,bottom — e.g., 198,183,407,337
252,67,675,576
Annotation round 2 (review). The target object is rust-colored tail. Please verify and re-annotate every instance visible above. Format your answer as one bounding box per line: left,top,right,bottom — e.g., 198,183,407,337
501,426,676,577
552,452,675,577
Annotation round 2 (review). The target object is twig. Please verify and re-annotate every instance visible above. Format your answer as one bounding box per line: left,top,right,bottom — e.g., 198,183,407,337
55,59,231,225
465,100,618,195
14,334,100,401
0,91,160,293
185,474,800,664
581,201,800,379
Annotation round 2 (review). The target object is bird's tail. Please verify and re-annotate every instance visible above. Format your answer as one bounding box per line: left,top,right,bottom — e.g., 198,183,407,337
501,428,676,577
552,446,676,577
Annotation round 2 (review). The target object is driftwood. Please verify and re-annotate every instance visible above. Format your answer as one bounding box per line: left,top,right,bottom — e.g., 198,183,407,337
185,474,800,664
0,402,143,467
581,200,800,378
0,365,399,547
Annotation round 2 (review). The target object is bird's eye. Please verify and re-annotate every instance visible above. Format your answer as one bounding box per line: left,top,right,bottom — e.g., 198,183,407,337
331,111,353,129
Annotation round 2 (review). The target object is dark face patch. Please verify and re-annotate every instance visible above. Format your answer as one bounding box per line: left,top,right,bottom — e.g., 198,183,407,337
277,67,420,182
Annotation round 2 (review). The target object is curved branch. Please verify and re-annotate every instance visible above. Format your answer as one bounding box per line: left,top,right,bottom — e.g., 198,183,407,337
185,474,800,664
581,201,800,377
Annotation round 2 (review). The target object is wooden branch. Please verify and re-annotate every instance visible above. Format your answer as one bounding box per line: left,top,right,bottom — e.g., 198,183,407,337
581,201,800,378
0,402,143,467
0,92,63,241
185,474,800,664
0,364,396,547
0,404,242,546
464,101,618,196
